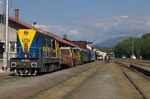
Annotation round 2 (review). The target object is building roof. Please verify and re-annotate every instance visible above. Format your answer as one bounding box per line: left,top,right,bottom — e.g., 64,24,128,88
8,17,78,47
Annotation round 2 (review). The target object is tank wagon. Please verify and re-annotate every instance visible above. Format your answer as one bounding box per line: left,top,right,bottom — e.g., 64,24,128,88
10,29,60,75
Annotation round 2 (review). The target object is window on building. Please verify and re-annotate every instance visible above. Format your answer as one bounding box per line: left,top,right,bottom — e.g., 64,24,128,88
0,42,4,58
9,42,16,53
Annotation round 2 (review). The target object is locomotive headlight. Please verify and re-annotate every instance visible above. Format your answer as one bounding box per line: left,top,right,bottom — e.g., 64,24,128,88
11,62,17,67
31,62,37,67
24,31,28,35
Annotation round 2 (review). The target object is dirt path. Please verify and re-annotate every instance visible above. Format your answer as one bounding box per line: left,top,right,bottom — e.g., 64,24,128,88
67,63,142,99
0,62,101,99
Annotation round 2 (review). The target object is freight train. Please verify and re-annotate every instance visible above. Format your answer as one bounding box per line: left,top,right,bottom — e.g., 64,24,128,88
10,29,96,75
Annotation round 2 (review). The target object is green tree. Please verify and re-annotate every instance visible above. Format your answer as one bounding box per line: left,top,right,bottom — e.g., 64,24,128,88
114,38,137,58
114,33,150,59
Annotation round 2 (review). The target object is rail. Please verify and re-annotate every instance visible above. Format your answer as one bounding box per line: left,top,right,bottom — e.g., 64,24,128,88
114,60,148,99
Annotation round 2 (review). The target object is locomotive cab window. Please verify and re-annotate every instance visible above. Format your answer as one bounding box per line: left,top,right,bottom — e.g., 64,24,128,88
52,40,56,57
60,49,70,55
52,40,56,49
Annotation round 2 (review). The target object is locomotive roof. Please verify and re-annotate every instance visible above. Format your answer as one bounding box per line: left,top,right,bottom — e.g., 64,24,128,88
60,47,72,49
9,16,78,47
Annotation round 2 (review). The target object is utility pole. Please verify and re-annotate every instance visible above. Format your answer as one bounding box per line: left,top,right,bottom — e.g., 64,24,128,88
3,0,9,71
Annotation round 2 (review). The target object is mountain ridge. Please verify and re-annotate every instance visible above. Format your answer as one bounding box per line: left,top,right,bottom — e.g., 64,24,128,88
93,36,136,48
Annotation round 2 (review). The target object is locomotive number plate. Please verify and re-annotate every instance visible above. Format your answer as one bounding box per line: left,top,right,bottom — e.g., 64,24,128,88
22,59,30,62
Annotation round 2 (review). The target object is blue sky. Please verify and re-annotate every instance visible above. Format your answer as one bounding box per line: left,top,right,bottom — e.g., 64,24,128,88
13,0,150,24
1,0,150,43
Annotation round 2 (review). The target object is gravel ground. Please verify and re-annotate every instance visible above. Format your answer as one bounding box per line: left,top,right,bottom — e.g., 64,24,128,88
68,63,142,99
0,70,13,79
0,61,101,99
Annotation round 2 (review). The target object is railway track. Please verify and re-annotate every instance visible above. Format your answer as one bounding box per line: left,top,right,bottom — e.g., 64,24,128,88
121,68,147,99
28,62,104,99
115,60,150,99
114,60,150,79
130,64,150,77
117,58,150,67
133,60,150,64
115,59,150,75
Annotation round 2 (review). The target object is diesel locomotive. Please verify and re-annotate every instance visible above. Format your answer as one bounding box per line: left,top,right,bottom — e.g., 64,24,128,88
10,29,60,75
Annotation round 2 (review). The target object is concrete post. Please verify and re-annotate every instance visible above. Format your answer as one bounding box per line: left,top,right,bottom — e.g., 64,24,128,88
3,0,9,71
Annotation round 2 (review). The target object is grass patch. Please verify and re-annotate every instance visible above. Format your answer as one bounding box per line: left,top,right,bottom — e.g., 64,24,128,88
0,77,23,85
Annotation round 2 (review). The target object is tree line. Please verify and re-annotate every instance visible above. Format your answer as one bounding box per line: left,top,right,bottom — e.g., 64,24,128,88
114,33,150,59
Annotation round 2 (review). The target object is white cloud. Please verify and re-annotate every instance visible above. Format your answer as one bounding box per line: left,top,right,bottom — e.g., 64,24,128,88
34,15,150,43
34,24,80,39
119,16,129,18
69,29,79,35
69,15,150,42
34,24,47,29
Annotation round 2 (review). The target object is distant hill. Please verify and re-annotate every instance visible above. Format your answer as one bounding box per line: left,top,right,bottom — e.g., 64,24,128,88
93,36,135,48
